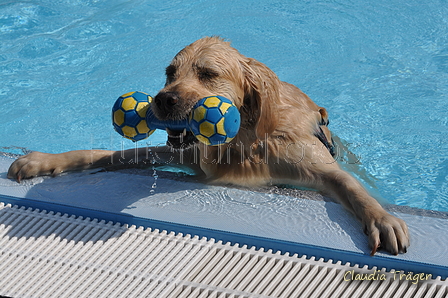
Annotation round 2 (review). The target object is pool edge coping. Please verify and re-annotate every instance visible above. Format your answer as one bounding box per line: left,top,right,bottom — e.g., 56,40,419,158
1,193,446,280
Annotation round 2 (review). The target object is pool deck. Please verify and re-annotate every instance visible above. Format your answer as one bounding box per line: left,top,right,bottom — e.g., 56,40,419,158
0,155,447,278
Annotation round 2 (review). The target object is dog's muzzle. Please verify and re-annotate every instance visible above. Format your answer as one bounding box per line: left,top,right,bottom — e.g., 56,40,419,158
152,91,200,149
153,91,191,121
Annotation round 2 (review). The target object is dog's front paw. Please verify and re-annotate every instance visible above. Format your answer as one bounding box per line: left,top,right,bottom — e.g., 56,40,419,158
7,151,65,182
364,211,410,256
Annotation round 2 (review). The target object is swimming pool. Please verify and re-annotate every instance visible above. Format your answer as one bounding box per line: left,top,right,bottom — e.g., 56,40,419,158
1,0,447,212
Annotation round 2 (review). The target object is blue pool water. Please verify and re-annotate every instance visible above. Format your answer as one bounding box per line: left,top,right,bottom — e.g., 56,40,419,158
1,0,447,212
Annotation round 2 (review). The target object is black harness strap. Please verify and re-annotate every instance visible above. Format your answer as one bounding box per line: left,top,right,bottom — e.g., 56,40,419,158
314,126,335,157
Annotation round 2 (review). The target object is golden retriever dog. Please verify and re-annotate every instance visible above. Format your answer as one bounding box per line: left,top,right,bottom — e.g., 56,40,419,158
8,36,409,255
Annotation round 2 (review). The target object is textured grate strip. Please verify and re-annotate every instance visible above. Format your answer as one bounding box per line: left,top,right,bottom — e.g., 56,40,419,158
0,202,446,298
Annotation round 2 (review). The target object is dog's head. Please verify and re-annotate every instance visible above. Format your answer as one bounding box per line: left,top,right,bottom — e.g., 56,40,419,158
152,36,279,148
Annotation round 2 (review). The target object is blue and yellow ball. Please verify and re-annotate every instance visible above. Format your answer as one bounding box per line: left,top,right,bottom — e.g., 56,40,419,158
112,91,155,141
189,96,240,146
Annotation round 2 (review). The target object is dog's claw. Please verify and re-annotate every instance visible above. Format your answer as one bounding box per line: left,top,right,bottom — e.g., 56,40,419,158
370,245,378,256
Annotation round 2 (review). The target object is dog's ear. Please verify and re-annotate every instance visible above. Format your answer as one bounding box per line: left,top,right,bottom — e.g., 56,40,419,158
241,58,279,139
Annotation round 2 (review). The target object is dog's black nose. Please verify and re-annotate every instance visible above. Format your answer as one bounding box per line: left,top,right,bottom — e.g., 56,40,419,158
154,92,179,109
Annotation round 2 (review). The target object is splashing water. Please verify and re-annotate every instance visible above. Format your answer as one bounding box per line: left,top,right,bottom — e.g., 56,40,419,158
148,148,158,194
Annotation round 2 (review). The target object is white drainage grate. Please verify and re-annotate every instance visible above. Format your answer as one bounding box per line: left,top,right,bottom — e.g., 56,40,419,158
0,202,446,298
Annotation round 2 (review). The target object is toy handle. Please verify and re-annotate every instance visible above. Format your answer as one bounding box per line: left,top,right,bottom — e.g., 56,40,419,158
146,108,189,131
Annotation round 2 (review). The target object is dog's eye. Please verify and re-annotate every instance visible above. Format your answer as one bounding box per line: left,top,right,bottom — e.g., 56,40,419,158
198,67,218,81
165,65,177,83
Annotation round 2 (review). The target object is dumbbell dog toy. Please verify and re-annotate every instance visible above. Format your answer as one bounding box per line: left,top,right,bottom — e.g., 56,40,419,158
112,91,240,146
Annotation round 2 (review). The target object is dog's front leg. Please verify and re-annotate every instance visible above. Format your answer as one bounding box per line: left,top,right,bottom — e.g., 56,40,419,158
108,145,203,174
7,150,116,182
7,146,201,182
319,167,410,255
